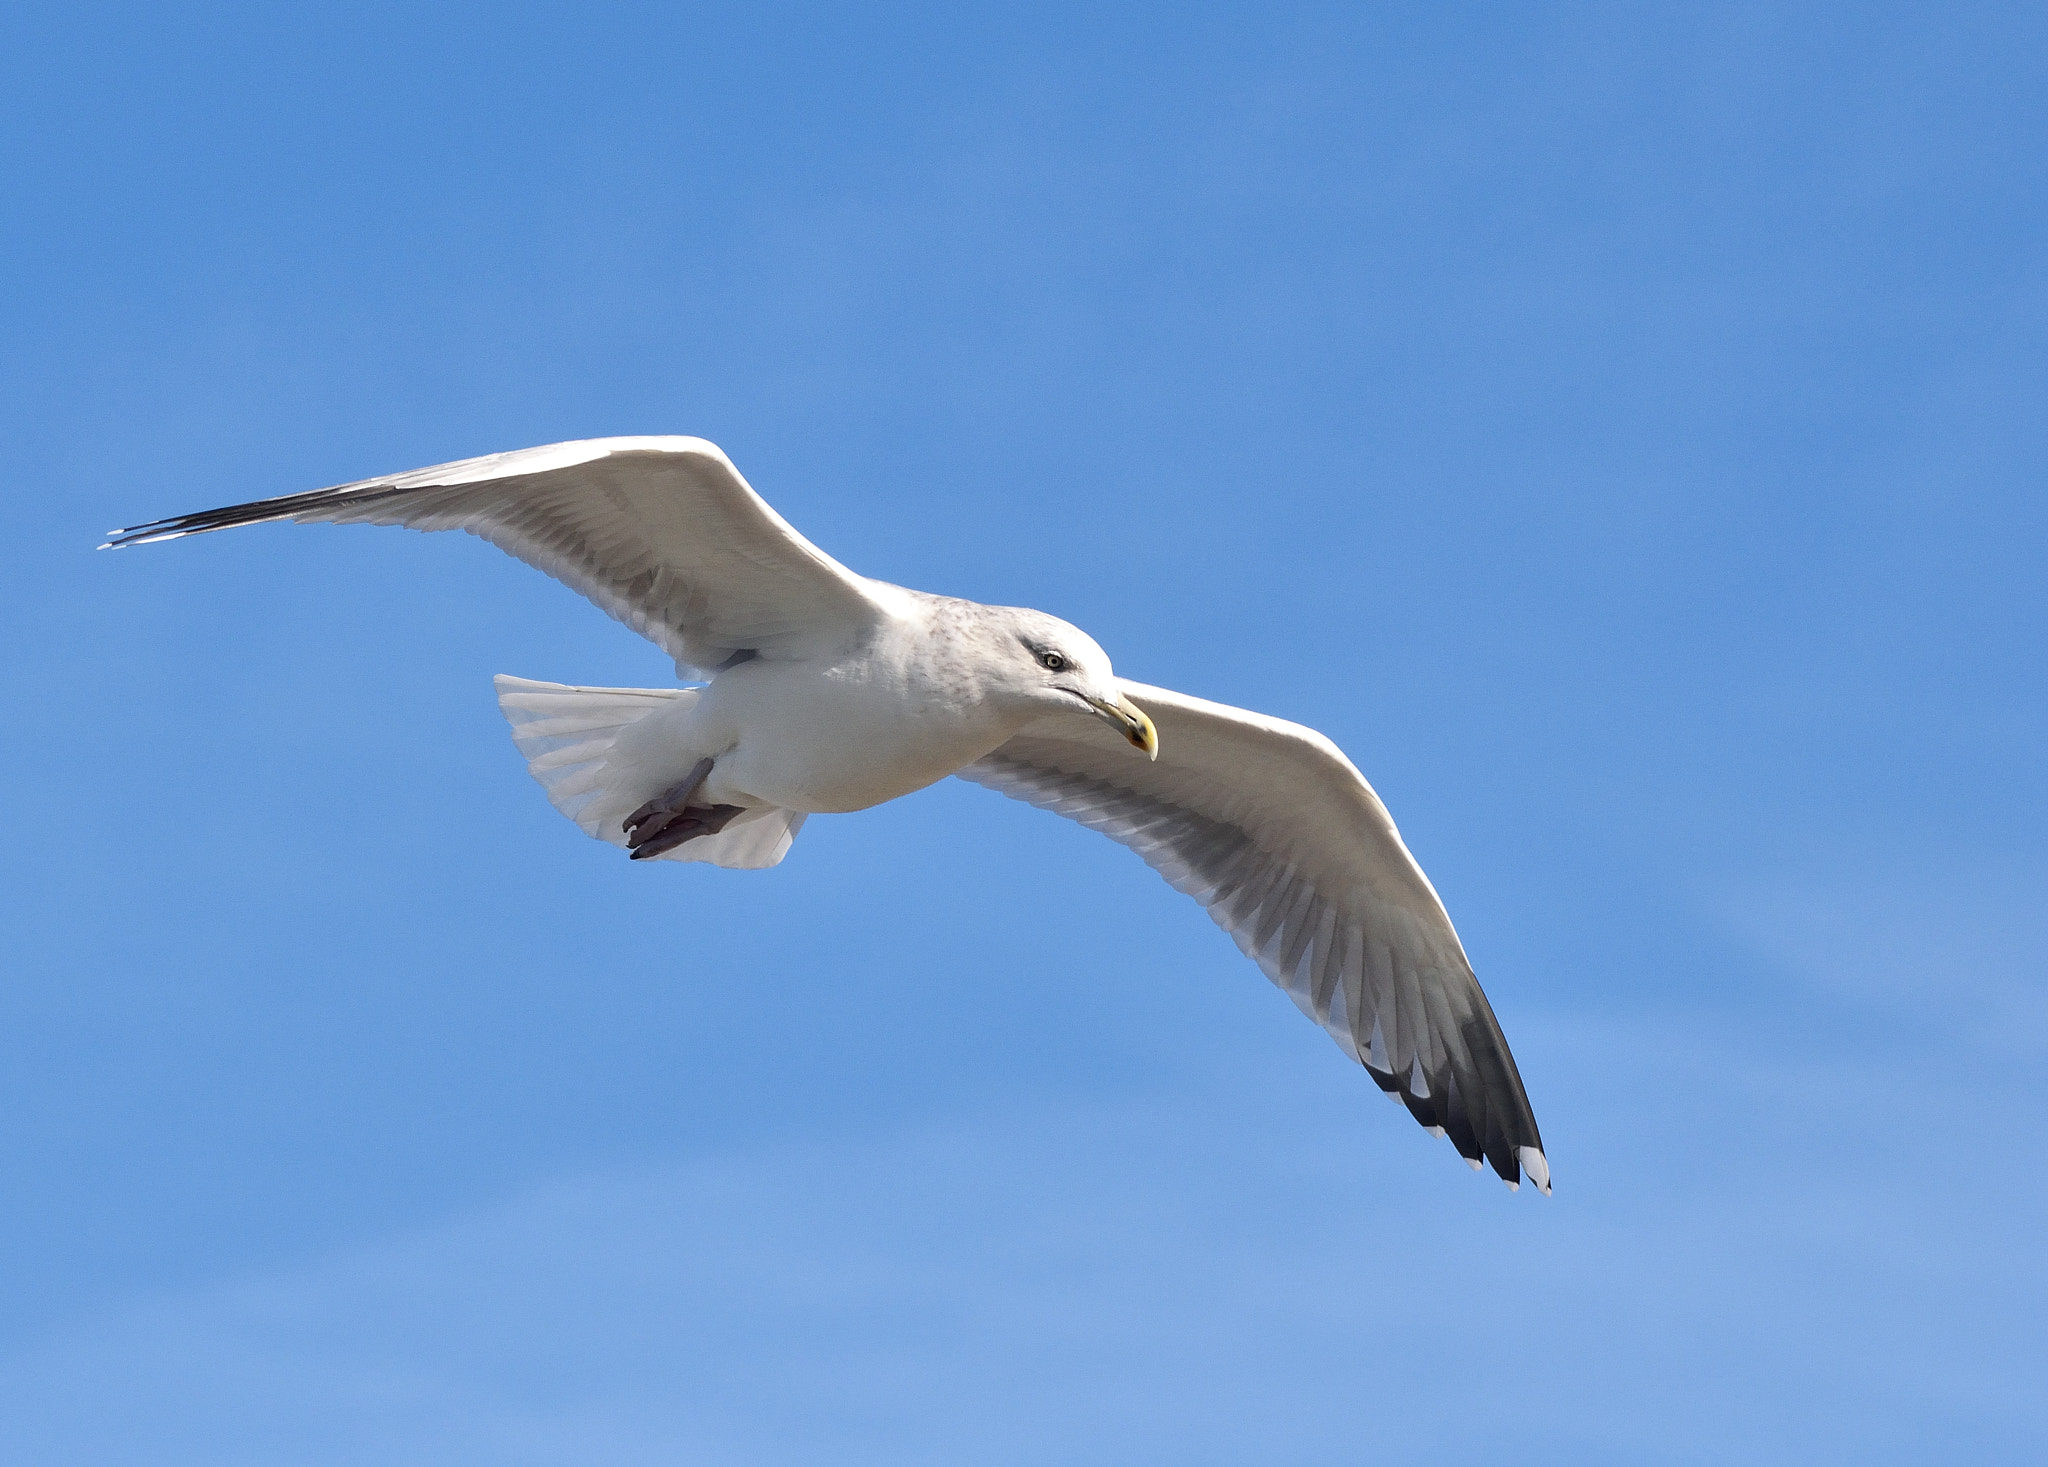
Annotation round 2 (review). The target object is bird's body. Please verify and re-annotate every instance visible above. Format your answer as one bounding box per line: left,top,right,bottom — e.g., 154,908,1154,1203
107,436,1552,1192
608,590,1102,817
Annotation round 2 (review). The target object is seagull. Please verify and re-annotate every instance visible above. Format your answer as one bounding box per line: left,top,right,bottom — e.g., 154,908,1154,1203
105,436,1549,1192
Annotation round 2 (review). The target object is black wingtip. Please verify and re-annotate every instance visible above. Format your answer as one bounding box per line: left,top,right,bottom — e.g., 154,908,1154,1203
97,479,405,552
100,525,188,550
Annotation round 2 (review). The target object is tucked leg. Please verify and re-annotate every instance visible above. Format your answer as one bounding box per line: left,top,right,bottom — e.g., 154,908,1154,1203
622,759,747,859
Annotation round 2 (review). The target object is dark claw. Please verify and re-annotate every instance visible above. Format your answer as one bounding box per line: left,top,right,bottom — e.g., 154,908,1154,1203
623,799,665,834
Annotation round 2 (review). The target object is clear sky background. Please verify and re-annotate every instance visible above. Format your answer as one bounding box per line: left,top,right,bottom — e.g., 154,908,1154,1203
5,3,2045,1462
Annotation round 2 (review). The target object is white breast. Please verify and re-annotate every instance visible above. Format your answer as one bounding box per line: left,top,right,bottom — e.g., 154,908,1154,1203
636,650,1015,815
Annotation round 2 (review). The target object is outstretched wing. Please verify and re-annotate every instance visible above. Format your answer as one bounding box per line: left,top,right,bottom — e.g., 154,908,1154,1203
104,436,887,676
958,679,1549,1191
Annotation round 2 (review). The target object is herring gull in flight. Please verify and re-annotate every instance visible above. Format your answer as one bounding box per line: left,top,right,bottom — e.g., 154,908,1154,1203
104,436,1550,1192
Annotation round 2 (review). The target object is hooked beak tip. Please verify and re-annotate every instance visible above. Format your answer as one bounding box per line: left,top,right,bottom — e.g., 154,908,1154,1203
1119,696,1159,761
1082,690,1159,760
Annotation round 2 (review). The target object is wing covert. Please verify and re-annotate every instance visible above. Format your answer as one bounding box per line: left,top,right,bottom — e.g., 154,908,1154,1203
957,679,1549,1191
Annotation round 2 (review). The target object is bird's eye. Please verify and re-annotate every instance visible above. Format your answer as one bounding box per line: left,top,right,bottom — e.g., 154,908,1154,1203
1038,649,1068,672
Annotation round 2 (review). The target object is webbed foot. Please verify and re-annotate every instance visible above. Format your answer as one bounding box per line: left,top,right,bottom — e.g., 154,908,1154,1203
623,759,747,859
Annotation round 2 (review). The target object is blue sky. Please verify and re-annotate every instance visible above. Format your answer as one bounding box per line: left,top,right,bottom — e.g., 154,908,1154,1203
6,3,2046,1461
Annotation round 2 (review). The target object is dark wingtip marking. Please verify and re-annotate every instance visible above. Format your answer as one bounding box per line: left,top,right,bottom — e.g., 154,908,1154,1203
100,478,425,551
1399,1089,1442,1131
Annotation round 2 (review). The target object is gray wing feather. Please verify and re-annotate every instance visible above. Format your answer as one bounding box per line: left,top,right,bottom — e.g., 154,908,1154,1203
958,678,1550,1192
104,437,886,676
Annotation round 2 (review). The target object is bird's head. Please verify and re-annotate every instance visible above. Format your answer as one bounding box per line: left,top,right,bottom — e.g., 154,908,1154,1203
977,606,1158,759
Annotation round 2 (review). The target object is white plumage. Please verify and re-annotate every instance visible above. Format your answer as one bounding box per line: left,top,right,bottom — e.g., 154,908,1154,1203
494,677,809,869
107,436,1549,1192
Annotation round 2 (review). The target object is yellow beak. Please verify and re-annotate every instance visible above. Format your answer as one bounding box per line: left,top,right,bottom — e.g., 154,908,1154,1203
1090,692,1159,760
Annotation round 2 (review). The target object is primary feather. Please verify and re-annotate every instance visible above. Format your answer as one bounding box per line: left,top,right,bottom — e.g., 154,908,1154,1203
960,681,1547,1190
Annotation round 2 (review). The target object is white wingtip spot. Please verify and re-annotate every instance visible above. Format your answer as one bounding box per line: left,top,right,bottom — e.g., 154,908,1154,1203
1503,1176,1520,1192
1425,1125,1447,1139
1517,1146,1552,1195
1465,1156,1482,1171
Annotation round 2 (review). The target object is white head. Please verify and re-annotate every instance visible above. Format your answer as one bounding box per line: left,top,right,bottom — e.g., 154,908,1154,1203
967,604,1159,758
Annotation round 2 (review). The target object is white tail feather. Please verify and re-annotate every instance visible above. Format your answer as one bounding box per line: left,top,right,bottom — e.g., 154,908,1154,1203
493,675,807,870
